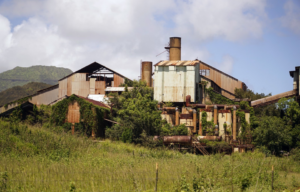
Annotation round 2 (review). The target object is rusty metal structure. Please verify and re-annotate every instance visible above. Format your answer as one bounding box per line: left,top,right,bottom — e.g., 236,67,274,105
250,66,300,107
199,60,247,99
141,61,153,87
165,37,181,61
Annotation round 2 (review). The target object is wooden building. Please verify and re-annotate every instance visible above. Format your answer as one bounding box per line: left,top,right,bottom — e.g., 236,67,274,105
58,62,131,98
199,60,247,99
0,62,131,115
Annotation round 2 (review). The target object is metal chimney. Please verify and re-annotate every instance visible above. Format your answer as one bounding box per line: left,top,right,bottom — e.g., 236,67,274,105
141,61,152,87
166,37,181,61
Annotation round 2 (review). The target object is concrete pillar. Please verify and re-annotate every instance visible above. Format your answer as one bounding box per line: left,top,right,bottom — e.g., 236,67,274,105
218,110,232,140
175,108,179,126
193,109,197,133
206,110,213,122
214,105,218,125
245,112,250,125
233,106,237,141
199,111,203,135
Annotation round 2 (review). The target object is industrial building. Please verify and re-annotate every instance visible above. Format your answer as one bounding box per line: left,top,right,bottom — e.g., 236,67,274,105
0,62,131,124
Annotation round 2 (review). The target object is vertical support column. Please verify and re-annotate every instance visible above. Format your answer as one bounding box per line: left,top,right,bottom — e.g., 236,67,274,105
193,109,197,133
175,107,179,126
199,110,203,135
233,106,237,141
214,105,218,125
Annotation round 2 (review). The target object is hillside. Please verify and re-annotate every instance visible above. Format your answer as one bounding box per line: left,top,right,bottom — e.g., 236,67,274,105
0,65,72,92
0,82,52,106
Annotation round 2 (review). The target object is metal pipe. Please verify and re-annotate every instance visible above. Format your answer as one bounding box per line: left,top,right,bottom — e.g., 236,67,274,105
175,107,179,126
186,95,239,109
199,111,203,136
193,109,197,133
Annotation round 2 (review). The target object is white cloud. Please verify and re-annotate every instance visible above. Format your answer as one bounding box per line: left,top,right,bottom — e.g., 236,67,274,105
280,0,300,36
0,0,267,79
174,0,266,42
218,55,234,74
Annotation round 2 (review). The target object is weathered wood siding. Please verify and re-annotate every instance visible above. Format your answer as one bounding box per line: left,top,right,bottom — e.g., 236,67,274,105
67,101,80,124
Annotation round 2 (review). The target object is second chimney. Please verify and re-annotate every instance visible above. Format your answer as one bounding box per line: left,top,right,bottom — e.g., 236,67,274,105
168,37,181,61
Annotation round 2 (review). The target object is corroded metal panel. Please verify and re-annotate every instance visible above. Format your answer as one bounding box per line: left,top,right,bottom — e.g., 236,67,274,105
90,78,95,94
154,64,199,102
67,101,80,124
67,75,72,96
113,74,124,87
59,78,68,98
71,73,90,97
31,88,59,106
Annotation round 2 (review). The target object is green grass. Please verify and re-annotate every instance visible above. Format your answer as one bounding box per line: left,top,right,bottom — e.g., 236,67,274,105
1,120,300,191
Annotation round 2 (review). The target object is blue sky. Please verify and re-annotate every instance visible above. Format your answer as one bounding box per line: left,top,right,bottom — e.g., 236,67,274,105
0,0,299,96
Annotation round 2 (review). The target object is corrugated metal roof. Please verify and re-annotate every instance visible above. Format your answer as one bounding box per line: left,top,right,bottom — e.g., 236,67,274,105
154,60,200,66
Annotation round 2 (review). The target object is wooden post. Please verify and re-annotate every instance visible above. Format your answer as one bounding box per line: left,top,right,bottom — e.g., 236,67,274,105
155,163,158,192
233,106,237,141
72,123,75,135
199,111,203,135
193,109,197,133
175,108,179,126
214,105,218,125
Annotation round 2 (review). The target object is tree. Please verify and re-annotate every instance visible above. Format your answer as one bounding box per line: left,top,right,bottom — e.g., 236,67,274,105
253,116,292,154
277,97,300,148
106,80,162,143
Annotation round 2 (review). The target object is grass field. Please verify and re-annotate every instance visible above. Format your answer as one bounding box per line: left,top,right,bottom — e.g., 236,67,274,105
1,120,300,192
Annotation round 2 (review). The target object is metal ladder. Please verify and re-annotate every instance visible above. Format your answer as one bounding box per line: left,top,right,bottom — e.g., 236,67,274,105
193,139,209,155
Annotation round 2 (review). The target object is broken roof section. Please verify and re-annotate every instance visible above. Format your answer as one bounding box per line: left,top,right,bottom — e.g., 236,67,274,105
76,95,110,109
154,60,200,66
59,62,132,81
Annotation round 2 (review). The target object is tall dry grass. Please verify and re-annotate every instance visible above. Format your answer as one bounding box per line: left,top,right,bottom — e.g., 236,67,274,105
0,120,300,191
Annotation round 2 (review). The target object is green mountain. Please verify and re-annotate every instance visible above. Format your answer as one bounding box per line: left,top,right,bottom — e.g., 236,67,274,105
0,65,72,92
0,82,52,106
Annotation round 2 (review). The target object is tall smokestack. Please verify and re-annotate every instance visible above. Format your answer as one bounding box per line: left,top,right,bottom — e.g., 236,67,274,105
167,37,181,61
141,61,152,87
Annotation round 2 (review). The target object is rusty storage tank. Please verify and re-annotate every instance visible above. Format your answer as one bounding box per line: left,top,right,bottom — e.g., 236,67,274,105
169,37,181,61
163,136,192,145
141,61,152,87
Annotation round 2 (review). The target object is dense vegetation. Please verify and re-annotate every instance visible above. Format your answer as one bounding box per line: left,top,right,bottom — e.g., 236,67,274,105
0,82,51,106
106,80,188,143
1,80,300,191
1,121,300,191
0,65,72,92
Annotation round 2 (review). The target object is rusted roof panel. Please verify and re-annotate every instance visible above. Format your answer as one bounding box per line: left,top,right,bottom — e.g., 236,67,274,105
154,60,200,66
